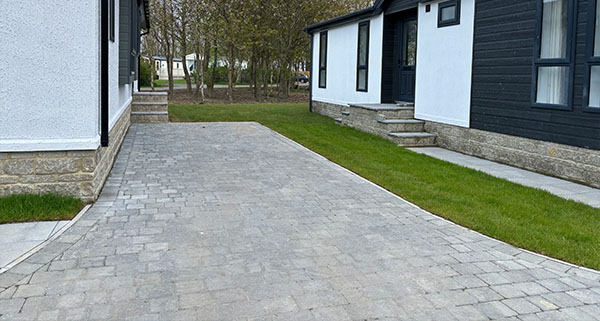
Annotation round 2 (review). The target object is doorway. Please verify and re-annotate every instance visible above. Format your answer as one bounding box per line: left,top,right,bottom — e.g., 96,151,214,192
395,16,417,102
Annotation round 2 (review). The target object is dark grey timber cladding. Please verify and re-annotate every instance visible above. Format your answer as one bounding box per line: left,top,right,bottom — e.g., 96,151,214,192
119,0,131,86
383,0,419,14
471,0,600,150
381,15,396,103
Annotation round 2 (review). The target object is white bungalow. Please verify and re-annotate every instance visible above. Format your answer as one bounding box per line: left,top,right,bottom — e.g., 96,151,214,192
0,0,153,201
306,0,600,188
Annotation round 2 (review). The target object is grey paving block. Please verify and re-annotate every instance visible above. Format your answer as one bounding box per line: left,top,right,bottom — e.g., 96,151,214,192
1,123,599,320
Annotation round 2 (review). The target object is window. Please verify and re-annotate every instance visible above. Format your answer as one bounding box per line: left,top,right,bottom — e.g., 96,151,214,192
110,0,115,42
585,0,600,109
319,31,328,88
357,21,370,92
438,0,461,28
532,0,575,109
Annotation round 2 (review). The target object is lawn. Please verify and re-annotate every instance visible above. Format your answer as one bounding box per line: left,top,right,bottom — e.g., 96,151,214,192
0,194,84,224
170,103,600,270
152,79,250,86
155,79,192,85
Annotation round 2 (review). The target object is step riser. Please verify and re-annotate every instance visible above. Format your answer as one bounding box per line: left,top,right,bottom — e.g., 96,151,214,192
132,95,168,103
131,113,169,123
388,135,436,147
132,104,168,113
378,110,415,119
378,122,424,132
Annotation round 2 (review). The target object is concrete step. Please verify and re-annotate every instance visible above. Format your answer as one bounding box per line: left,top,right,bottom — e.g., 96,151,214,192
131,112,169,123
395,101,415,107
132,102,168,113
133,92,168,103
388,132,437,147
377,119,424,132
347,104,414,119
334,117,343,125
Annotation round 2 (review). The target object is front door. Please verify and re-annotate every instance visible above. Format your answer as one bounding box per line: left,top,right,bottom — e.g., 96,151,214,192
397,17,417,102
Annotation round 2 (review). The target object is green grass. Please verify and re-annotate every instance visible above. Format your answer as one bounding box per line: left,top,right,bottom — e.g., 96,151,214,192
155,79,193,85
214,82,250,86
0,194,84,224
169,103,600,270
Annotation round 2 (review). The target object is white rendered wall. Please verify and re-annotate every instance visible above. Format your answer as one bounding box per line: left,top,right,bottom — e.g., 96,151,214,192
0,1,100,151
414,0,475,127
312,14,384,106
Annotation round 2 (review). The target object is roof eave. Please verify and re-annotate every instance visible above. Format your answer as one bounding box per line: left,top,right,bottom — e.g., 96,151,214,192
304,6,382,34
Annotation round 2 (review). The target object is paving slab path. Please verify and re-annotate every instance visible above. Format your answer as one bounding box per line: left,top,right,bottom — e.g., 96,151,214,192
0,221,69,271
408,147,600,208
0,122,599,321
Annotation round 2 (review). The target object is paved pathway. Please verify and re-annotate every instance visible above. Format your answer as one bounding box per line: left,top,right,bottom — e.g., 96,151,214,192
409,147,600,208
0,123,599,321
0,221,69,272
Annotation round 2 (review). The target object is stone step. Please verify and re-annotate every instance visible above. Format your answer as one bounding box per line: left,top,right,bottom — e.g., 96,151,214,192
334,117,342,125
395,101,415,107
377,119,424,132
131,112,169,123
388,132,437,147
133,92,168,103
132,102,169,113
347,104,414,119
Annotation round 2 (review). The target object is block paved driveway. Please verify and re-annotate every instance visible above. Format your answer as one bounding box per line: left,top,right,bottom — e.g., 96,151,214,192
1,122,600,321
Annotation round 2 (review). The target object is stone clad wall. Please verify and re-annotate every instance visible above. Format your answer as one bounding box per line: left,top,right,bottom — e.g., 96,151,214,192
312,101,343,119
0,104,131,202
425,121,600,189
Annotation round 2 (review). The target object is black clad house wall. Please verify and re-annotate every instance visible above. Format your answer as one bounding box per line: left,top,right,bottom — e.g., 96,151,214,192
381,16,396,103
383,0,419,13
471,0,600,150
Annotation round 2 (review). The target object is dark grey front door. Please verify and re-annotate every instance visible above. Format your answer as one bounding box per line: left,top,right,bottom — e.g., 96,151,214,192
397,17,417,102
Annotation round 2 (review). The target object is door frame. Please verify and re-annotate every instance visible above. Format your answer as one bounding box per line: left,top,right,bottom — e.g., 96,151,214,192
380,9,419,104
394,14,418,102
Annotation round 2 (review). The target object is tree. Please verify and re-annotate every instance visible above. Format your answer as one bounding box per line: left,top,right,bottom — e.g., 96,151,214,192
143,0,374,101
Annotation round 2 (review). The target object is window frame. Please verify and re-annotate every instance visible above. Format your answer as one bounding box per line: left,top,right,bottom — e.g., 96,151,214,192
531,0,577,111
584,0,600,112
110,0,115,42
356,21,370,92
318,31,328,89
438,0,461,28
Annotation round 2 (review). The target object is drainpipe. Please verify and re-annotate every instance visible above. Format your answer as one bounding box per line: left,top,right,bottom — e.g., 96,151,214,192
309,33,314,113
100,0,109,147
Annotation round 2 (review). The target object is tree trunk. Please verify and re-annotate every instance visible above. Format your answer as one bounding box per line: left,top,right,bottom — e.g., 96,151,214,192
181,54,192,93
195,51,205,103
202,42,211,97
150,58,155,92
167,52,174,94
227,44,234,103
209,45,218,95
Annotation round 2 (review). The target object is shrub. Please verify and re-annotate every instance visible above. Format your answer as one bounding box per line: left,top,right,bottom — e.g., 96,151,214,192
140,60,152,87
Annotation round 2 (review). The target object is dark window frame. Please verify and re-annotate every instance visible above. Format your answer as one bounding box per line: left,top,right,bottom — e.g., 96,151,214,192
531,0,577,111
438,0,461,28
110,0,115,42
584,0,600,113
356,21,370,92
318,31,328,89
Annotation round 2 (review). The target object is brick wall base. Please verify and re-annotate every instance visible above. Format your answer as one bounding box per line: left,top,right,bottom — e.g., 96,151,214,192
0,104,131,202
312,101,343,119
425,121,600,189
